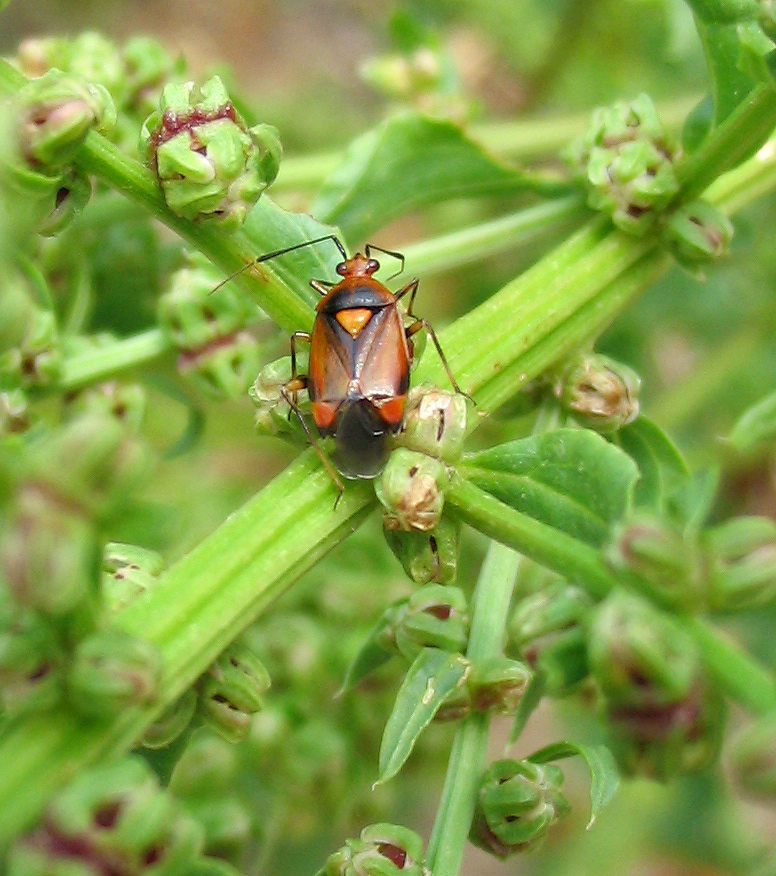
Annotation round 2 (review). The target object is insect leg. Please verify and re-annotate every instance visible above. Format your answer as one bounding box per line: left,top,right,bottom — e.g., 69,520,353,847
405,317,474,403
289,331,312,407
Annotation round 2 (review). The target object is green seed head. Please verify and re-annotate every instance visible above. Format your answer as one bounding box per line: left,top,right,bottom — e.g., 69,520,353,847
470,758,570,857
383,514,460,585
323,823,428,876
393,583,469,659
554,353,641,433
376,448,449,532
704,516,776,610
469,656,533,715
101,541,164,616
661,199,734,269
397,385,468,462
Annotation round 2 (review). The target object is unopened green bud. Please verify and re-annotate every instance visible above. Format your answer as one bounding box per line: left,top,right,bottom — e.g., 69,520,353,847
1,485,100,614
434,683,472,722
393,584,469,659
469,656,532,715
64,381,146,432
170,729,238,798
17,70,115,168
198,641,271,743
384,515,460,585
0,597,64,714
26,413,151,522
565,93,679,235
555,353,641,433
323,823,427,876
704,516,776,609
0,307,62,389
249,354,310,440
661,199,733,268
361,47,444,101
37,167,92,236
607,512,701,610
398,385,468,462
101,542,164,615
39,756,203,873
588,590,698,709
67,628,161,718
142,76,281,229
730,714,776,801
0,389,29,435
470,759,570,858
376,448,448,532
142,688,197,750
510,582,592,695
159,253,259,351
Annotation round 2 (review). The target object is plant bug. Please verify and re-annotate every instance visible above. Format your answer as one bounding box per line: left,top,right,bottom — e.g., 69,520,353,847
220,235,467,501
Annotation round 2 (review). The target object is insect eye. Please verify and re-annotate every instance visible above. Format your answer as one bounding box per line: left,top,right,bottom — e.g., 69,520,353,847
336,261,348,276
366,258,380,274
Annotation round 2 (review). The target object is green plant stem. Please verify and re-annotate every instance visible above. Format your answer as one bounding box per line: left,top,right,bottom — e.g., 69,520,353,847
426,541,521,876
445,477,776,715
60,328,170,389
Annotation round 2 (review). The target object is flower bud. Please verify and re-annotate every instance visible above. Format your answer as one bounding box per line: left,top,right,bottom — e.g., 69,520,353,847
0,596,64,714
469,656,532,715
554,353,641,433
64,382,146,432
37,167,92,236
510,581,592,695
729,714,776,801
323,823,427,876
565,93,679,235
14,757,204,874
376,448,448,532
249,354,311,440
661,199,733,268
1,485,100,615
198,641,271,743
141,76,281,229
704,516,776,610
142,688,197,750
66,628,161,718
607,512,701,610
383,515,460,585
470,759,570,857
26,413,151,522
588,591,724,778
123,36,179,116
398,385,467,462
0,307,62,389
392,584,469,660
17,70,116,168
101,542,164,615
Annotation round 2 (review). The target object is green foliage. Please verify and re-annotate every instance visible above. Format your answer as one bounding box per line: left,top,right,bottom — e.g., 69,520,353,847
1,3,776,876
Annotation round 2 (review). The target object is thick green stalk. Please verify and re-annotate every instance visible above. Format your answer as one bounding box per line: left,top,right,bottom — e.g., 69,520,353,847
426,542,521,876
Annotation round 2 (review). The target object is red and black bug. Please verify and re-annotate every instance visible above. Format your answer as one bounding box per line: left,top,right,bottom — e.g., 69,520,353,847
227,234,466,499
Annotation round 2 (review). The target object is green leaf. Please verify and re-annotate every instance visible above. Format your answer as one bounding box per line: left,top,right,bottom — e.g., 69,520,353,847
339,610,397,694
460,429,639,547
378,647,469,784
666,468,720,531
311,111,569,243
616,416,688,509
508,672,545,745
527,741,619,828
241,195,342,310
728,389,776,452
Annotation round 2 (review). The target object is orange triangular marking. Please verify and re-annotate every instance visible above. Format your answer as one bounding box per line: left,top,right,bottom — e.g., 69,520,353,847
336,307,372,338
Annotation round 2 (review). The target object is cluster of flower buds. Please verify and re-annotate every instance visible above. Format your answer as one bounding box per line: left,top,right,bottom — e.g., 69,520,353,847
469,758,570,857
565,94,679,236
141,75,281,230
7,756,243,876
553,352,641,433
659,198,734,270
378,387,468,572
510,580,593,695
16,32,183,152
609,510,776,612
320,823,429,876
588,590,724,778
159,251,266,399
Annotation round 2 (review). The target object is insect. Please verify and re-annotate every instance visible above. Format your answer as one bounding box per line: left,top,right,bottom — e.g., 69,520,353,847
224,234,466,500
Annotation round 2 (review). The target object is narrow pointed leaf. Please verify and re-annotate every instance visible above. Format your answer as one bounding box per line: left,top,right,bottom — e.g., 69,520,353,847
312,111,569,242
461,429,639,547
339,610,397,694
528,741,619,827
728,389,776,452
508,672,546,744
378,647,469,784
616,416,688,508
